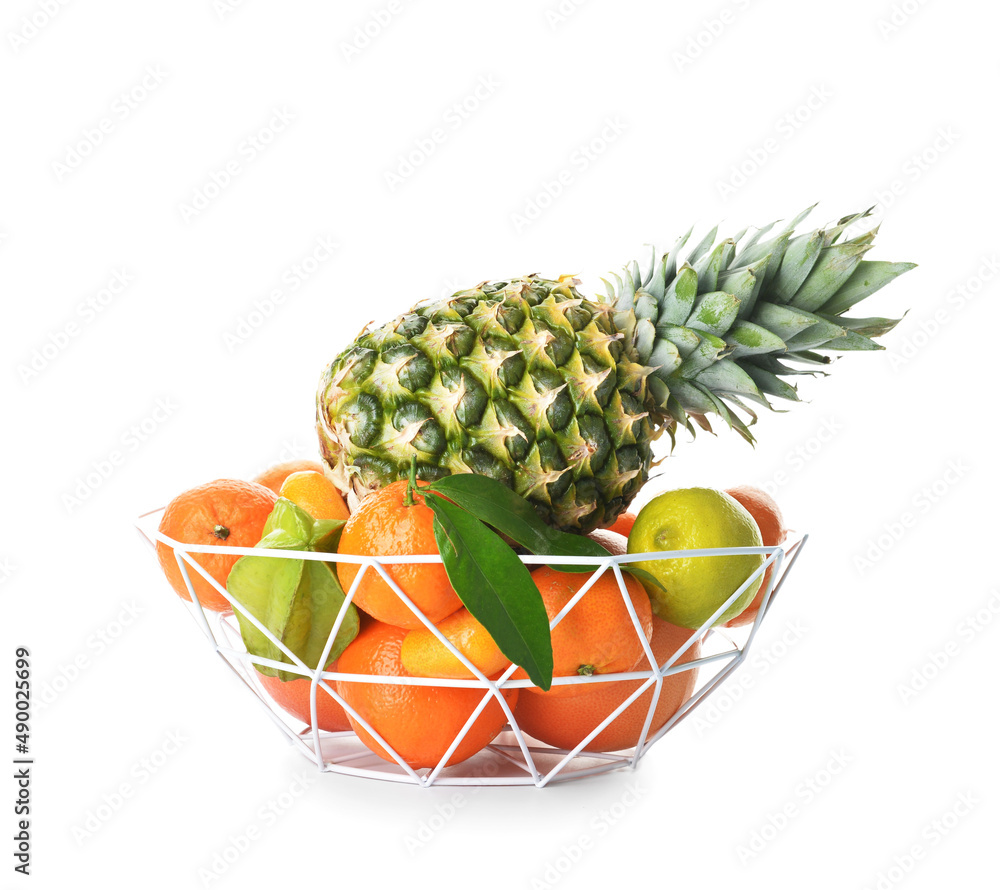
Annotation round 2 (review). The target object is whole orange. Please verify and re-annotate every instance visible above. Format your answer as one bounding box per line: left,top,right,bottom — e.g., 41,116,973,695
604,511,638,538
255,666,352,732
513,615,701,752
336,480,461,629
279,469,350,522
526,564,653,698
336,620,517,769
723,485,787,628
254,459,326,494
401,608,512,680
156,479,277,612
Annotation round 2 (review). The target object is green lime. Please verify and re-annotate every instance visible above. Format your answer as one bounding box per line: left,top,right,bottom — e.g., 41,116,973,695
627,487,764,629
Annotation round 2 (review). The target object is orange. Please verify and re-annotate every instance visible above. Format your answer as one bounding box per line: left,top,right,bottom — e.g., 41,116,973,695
336,620,517,769
604,511,638,538
279,470,350,522
513,615,701,752
526,564,653,698
336,480,462,630
723,485,787,628
401,608,529,680
156,479,278,612
255,665,352,732
254,459,326,494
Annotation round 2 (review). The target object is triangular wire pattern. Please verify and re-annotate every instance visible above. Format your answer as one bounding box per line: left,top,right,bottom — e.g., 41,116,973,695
136,507,806,786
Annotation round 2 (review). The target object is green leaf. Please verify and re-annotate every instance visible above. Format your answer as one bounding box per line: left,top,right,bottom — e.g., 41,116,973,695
426,473,611,573
657,264,698,326
771,230,825,303
743,364,800,402
692,239,728,292
685,224,719,266
686,291,741,338
676,331,727,378
694,359,768,405
751,301,821,341
228,502,358,681
819,313,902,339
655,322,701,359
811,329,883,351
788,232,875,312
818,261,917,316
622,565,666,594
423,493,553,690
724,319,786,359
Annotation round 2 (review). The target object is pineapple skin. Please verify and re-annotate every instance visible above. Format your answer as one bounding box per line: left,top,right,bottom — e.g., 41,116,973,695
317,276,657,533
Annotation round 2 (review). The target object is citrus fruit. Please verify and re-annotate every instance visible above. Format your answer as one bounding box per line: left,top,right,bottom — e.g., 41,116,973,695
336,480,462,629
627,487,764,629
604,512,637,538
156,479,278,612
513,615,701,752
723,485,787,628
279,469,350,522
401,608,513,680
526,565,653,698
255,666,352,732
254,459,326,494
336,620,517,769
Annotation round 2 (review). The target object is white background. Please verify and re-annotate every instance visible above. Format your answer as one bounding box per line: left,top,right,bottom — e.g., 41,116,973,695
2,0,997,887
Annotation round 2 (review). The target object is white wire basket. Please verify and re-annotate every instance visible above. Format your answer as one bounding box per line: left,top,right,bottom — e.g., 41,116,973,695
135,507,806,788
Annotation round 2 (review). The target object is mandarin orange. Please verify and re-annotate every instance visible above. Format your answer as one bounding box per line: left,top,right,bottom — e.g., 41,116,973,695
279,469,350,522
723,485,787,628
336,620,517,769
513,615,701,752
156,479,277,612
255,666,352,732
336,480,461,629
526,564,652,698
254,459,326,494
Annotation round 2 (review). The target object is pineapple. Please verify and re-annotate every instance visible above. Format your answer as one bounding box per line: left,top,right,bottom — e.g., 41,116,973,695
316,206,913,532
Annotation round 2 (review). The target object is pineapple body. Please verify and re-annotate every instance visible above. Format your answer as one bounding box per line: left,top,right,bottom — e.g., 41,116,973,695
317,277,656,532
317,208,913,532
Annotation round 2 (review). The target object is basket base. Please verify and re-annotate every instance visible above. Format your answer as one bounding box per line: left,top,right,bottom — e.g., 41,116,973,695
300,728,637,786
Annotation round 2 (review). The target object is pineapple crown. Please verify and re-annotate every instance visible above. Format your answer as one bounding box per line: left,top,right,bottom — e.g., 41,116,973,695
603,205,915,444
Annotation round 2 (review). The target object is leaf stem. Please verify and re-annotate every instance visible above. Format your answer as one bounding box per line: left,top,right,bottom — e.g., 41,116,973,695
403,455,418,507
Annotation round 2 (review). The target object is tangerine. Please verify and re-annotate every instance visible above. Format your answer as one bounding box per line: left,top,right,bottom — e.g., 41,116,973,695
604,511,637,538
336,620,517,769
156,479,277,612
513,615,701,752
526,564,653,698
255,666,352,732
254,459,326,494
723,485,787,628
336,480,461,629
279,470,350,522
401,608,531,681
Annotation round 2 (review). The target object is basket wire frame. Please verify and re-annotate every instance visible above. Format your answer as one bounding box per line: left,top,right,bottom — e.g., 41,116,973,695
135,507,807,787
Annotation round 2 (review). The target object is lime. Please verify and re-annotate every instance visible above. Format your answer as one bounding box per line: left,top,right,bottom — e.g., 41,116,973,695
627,487,764,629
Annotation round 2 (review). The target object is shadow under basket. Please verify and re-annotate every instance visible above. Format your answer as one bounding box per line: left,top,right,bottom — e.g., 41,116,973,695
136,507,807,788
